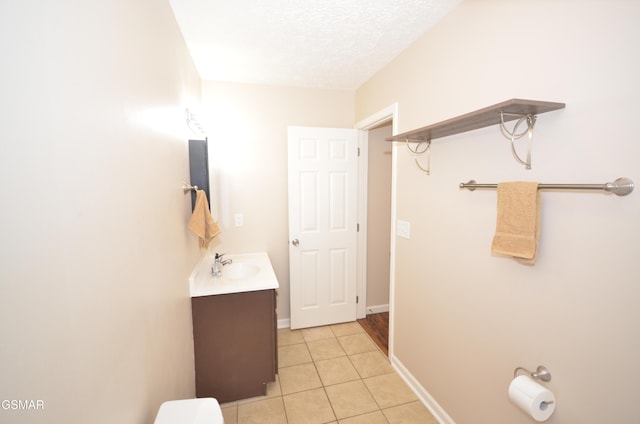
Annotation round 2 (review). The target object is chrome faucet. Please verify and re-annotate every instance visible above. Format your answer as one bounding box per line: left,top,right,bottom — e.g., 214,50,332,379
211,253,233,277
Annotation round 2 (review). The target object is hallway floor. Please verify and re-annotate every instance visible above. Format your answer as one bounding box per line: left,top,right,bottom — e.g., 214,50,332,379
220,321,438,424
357,312,389,356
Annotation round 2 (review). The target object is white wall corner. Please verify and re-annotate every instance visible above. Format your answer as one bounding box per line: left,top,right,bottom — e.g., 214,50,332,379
277,318,291,329
390,355,456,424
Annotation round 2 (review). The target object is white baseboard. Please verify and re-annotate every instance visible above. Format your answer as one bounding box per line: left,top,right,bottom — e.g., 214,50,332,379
390,354,456,424
277,318,291,329
278,307,388,329
366,304,389,314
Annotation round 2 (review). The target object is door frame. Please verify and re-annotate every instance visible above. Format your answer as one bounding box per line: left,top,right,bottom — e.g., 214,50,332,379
355,103,398,358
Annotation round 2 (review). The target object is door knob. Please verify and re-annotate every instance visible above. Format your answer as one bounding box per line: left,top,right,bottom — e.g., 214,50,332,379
291,239,299,246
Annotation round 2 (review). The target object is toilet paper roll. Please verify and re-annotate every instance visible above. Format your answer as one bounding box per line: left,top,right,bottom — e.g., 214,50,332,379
508,375,556,422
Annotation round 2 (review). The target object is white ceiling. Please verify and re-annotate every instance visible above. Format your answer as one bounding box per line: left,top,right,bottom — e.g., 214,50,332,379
169,0,461,90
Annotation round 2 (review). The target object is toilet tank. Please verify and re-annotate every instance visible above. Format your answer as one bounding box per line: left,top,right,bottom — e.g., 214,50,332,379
154,398,223,424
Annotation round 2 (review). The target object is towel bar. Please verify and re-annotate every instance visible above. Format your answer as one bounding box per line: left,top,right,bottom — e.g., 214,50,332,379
460,177,634,196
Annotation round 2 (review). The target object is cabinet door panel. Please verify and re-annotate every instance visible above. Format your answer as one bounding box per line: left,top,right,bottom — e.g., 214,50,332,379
192,289,276,402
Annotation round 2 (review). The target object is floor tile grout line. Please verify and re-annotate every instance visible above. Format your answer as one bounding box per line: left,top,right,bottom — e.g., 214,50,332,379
315,360,367,422
230,325,394,423
279,393,290,424
277,330,393,392
313,349,339,424
307,337,391,423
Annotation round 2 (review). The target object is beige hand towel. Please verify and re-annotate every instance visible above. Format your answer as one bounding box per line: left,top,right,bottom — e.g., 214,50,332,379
491,182,541,264
188,190,221,248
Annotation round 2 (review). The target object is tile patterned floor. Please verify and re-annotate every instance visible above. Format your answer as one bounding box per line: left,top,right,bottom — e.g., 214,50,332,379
219,322,438,424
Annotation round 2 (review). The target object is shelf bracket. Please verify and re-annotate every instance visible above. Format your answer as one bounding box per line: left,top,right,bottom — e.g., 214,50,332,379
499,111,536,169
405,138,431,175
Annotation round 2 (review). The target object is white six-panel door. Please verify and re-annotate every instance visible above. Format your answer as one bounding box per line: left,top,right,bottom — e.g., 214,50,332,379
288,126,358,329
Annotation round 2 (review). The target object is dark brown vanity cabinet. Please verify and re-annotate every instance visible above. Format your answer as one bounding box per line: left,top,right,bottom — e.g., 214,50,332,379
191,289,277,403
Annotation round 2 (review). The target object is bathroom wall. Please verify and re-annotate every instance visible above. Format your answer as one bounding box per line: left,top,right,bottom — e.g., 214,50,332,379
200,81,355,323
356,1,640,423
0,0,202,423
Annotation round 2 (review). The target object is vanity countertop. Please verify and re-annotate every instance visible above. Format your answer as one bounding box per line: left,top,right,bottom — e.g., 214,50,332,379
189,252,279,297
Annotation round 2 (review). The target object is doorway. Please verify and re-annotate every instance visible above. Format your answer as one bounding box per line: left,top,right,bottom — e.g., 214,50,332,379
358,122,392,354
285,105,398,354
355,103,398,358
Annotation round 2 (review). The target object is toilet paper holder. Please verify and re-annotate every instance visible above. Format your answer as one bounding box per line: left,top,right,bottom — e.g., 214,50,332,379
514,365,552,382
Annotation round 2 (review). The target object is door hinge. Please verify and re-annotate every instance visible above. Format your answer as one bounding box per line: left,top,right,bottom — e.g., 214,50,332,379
357,147,360,157
356,296,359,304
357,223,360,232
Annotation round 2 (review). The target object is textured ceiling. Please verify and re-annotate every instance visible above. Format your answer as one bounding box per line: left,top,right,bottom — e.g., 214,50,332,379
169,0,461,90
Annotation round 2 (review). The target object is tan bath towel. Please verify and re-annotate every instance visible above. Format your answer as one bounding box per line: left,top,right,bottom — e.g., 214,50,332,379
491,182,541,264
188,190,221,248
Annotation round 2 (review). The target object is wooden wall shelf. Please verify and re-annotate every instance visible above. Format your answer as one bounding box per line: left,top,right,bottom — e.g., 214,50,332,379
385,99,565,142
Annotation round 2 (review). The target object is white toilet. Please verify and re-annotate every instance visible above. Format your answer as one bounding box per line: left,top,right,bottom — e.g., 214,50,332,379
154,398,223,424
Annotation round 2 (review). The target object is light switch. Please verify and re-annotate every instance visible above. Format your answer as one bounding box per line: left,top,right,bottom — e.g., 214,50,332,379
397,220,410,239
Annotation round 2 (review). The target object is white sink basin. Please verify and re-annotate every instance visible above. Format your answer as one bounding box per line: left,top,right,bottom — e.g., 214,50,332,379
189,252,279,297
223,262,260,280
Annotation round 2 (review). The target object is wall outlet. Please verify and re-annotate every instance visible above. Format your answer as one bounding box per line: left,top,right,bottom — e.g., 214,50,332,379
234,213,244,227
397,220,410,239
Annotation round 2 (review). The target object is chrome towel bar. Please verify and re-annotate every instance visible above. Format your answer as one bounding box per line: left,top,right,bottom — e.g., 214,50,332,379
460,177,634,196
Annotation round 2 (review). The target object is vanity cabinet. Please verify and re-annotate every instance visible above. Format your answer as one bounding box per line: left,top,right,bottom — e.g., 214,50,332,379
191,289,277,403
